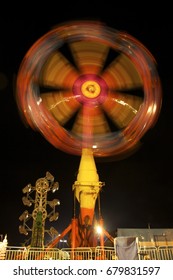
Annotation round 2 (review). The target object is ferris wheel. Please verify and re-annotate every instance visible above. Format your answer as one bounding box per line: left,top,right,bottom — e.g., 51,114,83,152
15,20,162,159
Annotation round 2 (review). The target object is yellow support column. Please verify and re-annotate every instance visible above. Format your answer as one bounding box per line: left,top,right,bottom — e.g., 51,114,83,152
73,148,104,226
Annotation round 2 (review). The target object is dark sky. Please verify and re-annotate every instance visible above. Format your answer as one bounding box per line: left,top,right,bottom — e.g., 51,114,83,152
0,7,173,246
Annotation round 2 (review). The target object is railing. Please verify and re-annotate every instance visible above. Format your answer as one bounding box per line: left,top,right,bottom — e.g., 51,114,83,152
3,245,173,260
139,246,173,260
4,246,116,260
95,246,117,260
5,247,63,260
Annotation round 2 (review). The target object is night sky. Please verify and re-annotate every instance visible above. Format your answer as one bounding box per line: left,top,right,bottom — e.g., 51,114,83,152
0,6,173,246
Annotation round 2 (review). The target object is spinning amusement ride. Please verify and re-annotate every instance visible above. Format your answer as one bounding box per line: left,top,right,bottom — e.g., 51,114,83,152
15,20,162,250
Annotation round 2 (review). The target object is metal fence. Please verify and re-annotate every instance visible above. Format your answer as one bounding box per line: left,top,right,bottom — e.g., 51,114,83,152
139,246,173,260
2,245,173,260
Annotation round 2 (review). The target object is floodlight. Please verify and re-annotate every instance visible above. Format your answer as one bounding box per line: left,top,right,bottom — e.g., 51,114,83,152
95,225,103,235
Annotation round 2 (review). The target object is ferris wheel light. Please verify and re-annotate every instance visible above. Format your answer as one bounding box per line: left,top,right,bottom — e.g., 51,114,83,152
49,226,59,236
92,145,97,149
52,182,59,192
19,210,29,221
22,184,32,193
19,225,28,235
46,171,54,182
49,212,59,222
48,199,60,208
22,196,32,207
